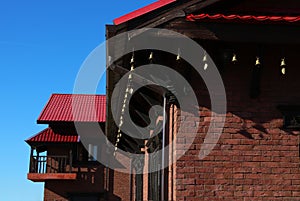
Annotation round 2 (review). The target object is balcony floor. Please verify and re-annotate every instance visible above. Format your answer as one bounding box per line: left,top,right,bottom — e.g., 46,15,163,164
27,173,77,182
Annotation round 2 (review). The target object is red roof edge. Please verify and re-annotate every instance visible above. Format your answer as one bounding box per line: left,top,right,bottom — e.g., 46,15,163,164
36,94,55,123
26,128,79,144
113,0,176,25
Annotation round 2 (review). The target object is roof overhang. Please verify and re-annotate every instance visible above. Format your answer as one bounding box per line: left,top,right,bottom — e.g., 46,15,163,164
26,128,79,145
113,0,176,25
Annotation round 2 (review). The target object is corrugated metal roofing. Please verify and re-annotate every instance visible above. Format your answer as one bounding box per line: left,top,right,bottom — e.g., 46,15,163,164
187,13,300,23
26,128,79,143
113,0,176,25
37,94,106,123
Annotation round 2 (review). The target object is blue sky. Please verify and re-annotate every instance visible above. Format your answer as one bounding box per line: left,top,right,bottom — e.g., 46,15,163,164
0,1,156,200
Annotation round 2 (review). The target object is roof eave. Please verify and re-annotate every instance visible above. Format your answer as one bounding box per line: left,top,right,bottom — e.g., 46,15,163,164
113,0,177,25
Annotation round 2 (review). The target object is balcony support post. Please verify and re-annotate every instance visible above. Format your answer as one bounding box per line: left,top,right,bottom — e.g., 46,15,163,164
29,147,34,173
36,150,40,173
69,149,72,173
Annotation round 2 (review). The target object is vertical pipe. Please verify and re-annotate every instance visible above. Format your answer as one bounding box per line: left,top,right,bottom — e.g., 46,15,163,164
161,95,166,201
129,159,133,201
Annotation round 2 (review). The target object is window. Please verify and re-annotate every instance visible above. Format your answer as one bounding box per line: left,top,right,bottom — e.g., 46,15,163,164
278,105,300,129
73,143,99,163
88,144,98,161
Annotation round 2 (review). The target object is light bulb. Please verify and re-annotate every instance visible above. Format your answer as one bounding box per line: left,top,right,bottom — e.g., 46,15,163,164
203,54,207,62
176,48,181,61
130,56,134,64
232,54,237,63
149,52,153,60
204,63,208,70
255,57,260,66
280,58,286,75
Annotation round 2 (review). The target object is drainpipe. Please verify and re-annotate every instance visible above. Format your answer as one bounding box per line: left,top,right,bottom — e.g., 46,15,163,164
161,95,167,201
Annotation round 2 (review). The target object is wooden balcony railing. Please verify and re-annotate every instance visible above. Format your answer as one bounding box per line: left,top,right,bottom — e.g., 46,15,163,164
29,155,72,174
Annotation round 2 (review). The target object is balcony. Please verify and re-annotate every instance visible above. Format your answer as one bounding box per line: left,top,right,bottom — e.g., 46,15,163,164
27,155,77,182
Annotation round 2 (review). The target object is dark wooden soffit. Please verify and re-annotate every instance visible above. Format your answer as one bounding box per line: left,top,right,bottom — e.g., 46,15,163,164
163,18,300,44
201,0,300,16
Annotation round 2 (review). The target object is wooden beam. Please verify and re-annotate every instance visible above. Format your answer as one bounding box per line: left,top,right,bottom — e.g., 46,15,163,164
183,0,224,14
27,173,77,182
109,64,166,95
204,23,300,44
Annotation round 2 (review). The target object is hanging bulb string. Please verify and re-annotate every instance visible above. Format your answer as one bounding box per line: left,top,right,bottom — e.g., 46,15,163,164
114,51,135,156
149,51,154,65
176,48,181,61
280,57,286,75
232,53,237,64
255,57,261,66
203,51,208,70
203,51,207,62
281,58,286,66
149,52,153,61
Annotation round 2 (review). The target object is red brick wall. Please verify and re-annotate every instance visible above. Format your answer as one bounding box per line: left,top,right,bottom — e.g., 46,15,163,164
175,44,300,200
43,166,107,201
108,170,131,201
43,145,107,201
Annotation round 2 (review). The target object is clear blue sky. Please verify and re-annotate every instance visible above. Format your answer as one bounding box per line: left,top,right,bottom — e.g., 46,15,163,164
0,1,155,200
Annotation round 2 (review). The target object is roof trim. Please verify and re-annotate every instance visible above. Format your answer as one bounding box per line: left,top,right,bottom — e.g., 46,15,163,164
26,128,79,144
187,13,300,23
113,0,176,25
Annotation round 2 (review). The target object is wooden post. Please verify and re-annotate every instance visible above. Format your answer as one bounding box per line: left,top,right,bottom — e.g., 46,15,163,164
69,149,73,173
36,149,40,173
29,147,34,173
142,141,148,201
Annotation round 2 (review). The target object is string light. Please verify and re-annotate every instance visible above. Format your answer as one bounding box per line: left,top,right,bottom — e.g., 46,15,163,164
232,53,237,64
255,57,261,66
203,52,207,62
130,53,134,64
149,52,153,61
280,58,286,75
204,63,208,70
114,51,135,156
176,48,181,61
203,51,208,70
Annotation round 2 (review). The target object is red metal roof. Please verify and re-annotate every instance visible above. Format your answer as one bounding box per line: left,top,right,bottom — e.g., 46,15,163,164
186,13,300,23
38,94,106,123
26,128,79,143
113,0,176,25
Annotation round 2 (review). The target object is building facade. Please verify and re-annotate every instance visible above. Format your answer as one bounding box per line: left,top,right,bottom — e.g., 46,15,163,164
106,0,300,200
27,0,300,200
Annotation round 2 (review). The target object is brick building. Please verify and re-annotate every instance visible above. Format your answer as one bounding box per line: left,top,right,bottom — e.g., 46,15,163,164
26,94,112,201
27,0,300,200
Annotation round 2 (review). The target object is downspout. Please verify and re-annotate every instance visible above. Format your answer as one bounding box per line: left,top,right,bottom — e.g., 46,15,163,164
130,159,133,201
161,95,167,201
